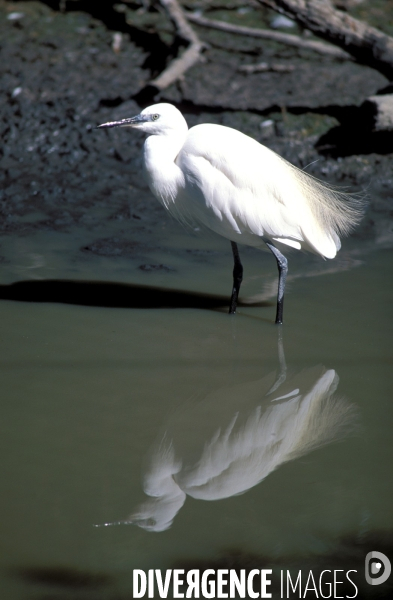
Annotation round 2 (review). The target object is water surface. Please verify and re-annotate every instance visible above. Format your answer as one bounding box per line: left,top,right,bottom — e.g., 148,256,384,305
0,218,392,599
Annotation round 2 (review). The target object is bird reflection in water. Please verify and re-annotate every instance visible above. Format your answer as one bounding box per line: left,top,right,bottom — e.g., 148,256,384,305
97,335,355,532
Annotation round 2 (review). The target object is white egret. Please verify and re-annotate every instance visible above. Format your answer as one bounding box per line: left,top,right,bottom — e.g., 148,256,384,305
98,103,363,323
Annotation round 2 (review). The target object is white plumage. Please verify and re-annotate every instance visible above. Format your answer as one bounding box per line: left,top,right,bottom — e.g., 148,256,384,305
99,103,363,322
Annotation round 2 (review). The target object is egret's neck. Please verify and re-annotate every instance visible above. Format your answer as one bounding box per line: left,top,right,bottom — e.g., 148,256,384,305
143,130,187,208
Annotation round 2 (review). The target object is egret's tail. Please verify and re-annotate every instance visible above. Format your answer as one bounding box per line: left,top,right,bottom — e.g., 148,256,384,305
288,161,366,258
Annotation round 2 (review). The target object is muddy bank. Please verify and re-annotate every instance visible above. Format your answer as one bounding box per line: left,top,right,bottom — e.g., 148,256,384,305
0,0,392,264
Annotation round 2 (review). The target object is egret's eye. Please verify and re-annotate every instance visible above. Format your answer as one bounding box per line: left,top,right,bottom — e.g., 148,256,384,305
151,114,160,121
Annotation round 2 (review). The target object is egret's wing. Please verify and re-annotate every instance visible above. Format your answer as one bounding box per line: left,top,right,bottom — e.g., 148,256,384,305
178,125,302,245
178,124,359,257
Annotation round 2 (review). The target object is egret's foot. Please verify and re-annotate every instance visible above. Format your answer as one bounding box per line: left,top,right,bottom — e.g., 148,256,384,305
275,299,284,324
228,295,237,315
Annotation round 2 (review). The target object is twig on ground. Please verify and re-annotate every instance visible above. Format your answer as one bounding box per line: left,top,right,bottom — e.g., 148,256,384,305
186,12,352,60
150,0,205,91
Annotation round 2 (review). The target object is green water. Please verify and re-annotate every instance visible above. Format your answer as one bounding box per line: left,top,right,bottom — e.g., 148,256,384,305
0,217,392,599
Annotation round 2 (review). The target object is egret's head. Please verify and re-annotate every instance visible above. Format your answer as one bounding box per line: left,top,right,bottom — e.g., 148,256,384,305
97,103,188,136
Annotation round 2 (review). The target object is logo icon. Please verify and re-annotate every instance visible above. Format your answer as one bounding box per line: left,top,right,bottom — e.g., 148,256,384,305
365,551,391,585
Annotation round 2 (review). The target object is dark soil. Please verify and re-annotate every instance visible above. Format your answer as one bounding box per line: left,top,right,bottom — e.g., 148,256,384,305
1,0,392,258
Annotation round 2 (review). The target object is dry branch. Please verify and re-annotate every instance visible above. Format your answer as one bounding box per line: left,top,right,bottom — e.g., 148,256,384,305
255,0,393,80
186,12,351,59
150,0,204,90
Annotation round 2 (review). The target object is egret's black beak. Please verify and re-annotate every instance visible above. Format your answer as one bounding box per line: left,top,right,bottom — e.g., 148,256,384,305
97,114,147,129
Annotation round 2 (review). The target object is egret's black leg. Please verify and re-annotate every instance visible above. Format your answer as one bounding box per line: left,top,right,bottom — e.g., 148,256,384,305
229,241,243,314
265,241,288,325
